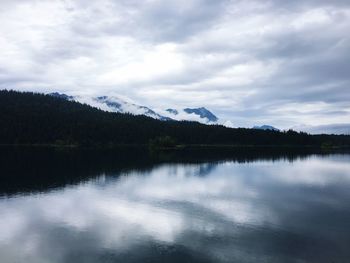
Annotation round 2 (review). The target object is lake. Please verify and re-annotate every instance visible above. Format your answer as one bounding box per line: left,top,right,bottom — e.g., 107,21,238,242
0,147,349,263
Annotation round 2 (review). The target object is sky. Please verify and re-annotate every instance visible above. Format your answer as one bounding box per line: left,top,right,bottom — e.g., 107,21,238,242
0,0,349,131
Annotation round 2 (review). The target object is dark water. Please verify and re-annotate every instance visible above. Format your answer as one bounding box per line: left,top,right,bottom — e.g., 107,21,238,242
0,147,350,263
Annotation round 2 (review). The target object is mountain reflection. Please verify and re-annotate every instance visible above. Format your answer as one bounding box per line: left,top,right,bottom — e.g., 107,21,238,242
0,148,350,263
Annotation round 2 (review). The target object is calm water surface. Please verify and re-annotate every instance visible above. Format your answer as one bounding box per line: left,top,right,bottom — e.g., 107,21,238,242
0,148,349,263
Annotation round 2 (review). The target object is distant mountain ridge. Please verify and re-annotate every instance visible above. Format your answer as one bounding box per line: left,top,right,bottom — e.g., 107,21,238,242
54,93,349,134
46,93,300,133
48,92,221,125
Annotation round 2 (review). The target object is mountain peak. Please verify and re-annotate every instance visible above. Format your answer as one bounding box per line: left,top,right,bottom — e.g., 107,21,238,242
183,107,218,122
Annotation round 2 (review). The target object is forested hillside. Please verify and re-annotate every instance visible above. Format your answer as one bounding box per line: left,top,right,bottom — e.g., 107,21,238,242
0,90,349,147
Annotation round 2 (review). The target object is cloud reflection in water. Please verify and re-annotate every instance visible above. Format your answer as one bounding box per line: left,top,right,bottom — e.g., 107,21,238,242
0,155,350,263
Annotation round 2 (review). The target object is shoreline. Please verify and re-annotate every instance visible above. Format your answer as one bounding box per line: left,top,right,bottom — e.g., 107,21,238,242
0,143,349,150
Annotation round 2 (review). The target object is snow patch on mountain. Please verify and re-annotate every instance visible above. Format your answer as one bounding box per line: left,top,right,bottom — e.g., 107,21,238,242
93,96,172,120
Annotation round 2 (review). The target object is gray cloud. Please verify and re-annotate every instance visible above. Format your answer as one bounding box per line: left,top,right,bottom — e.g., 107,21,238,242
0,0,349,132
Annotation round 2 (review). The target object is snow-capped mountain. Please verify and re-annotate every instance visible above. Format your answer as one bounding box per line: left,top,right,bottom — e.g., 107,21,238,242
48,92,224,125
94,96,172,121
184,108,218,122
163,107,219,124
253,125,280,131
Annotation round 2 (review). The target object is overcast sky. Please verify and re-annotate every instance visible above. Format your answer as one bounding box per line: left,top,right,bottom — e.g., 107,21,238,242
0,0,349,130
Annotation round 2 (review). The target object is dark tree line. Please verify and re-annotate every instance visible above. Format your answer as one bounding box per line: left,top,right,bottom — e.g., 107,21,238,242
0,90,349,147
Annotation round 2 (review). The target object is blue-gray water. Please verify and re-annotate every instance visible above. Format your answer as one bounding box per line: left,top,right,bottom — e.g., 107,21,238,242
0,148,349,263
